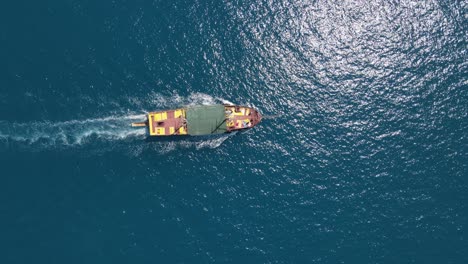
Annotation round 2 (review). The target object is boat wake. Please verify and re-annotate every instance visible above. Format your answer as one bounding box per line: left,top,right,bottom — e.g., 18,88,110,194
129,92,242,112
148,93,213,108
149,132,236,154
0,93,240,153
0,114,234,154
0,114,147,150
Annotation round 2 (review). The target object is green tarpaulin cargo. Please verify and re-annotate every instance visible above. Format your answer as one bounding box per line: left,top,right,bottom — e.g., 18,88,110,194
186,105,227,135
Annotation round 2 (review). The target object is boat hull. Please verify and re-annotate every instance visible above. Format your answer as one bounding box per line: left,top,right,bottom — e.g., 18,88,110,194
132,104,262,137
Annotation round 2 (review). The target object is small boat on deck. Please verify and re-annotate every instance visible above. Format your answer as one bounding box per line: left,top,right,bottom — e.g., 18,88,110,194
131,104,262,136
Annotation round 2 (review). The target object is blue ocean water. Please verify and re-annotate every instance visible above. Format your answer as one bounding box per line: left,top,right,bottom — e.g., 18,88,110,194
0,0,467,263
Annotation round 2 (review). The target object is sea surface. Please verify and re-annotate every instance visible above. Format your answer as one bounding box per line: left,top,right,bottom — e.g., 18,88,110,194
0,0,467,263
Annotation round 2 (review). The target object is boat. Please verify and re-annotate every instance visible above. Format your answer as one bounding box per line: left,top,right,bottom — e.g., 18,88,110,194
131,104,262,136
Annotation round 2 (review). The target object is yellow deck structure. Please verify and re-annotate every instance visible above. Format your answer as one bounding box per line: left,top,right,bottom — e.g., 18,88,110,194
148,108,187,136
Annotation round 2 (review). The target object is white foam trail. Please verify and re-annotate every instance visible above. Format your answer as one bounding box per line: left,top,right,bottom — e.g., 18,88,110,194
187,93,218,105
1,93,238,152
0,114,233,153
140,92,228,110
0,114,147,148
220,99,235,105
146,133,235,154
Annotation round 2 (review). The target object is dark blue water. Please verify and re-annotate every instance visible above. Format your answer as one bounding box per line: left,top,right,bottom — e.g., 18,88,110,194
1,0,467,263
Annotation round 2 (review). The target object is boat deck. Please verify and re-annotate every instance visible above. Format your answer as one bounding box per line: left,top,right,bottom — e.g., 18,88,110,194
148,108,187,136
139,104,262,136
225,105,261,132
